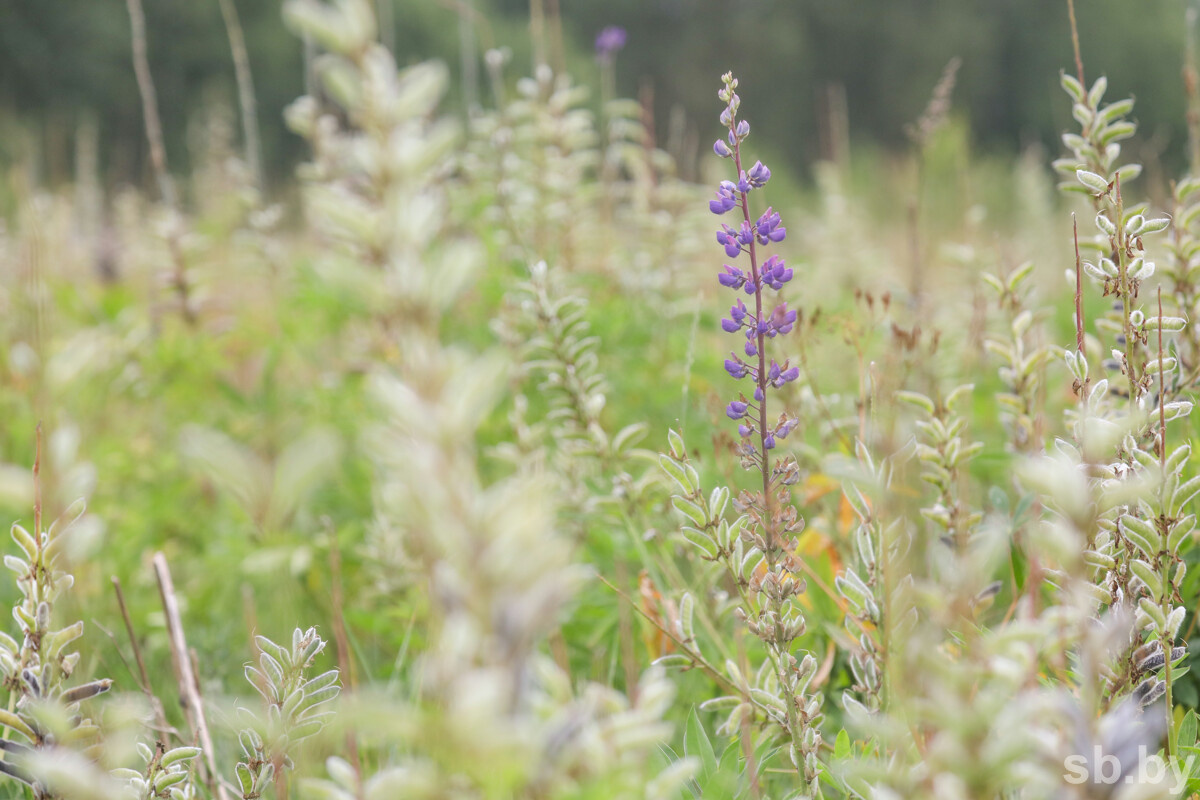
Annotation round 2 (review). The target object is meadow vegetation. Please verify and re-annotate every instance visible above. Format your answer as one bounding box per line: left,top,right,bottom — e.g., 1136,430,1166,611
4,1,1200,798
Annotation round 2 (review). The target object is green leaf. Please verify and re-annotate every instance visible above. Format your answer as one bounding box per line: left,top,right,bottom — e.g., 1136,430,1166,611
684,706,718,779
834,728,851,759
659,454,695,494
1179,710,1198,751
1077,170,1110,194
672,496,708,527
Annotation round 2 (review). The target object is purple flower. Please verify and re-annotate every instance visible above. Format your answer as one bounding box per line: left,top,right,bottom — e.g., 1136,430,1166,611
713,74,802,462
767,361,800,388
761,255,793,290
717,225,743,258
755,207,786,245
595,26,627,60
767,302,797,336
747,160,771,188
710,181,739,215
718,265,746,289
716,222,753,257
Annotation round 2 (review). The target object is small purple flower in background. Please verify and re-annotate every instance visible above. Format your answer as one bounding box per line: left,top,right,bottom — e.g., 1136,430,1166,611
710,71,800,464
595,26,627,62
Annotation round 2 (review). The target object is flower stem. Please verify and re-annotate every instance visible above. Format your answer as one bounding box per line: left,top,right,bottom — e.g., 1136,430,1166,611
730,137,775,554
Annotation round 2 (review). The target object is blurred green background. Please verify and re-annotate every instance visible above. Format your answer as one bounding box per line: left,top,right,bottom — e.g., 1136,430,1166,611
2,0,1197,192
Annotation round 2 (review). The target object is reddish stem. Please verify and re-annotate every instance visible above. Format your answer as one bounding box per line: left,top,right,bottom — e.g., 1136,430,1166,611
730,117,774,549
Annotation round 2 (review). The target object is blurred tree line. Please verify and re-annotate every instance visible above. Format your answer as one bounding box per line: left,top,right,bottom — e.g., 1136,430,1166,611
0,0,1195,194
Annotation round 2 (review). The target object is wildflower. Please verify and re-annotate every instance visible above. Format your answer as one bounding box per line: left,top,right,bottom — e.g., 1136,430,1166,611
766,360,799,388
747,160,770,187
594,26,627,61
761,255,793,290
717,225,743,258
710,181,739,215
718,265,746,289
755,207,786,245
713,139,732,158
767,303,797,336
725,358,748,379
727,401,749,420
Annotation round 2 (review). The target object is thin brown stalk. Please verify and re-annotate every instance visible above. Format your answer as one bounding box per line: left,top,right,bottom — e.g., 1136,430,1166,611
614,561,639,703
125,0,176,210
1067,0,1085,87
125,0,195,325
596,575,741,697
216,0,262,193
153,553,229,800
112,577,173,738
1073,213,1089,397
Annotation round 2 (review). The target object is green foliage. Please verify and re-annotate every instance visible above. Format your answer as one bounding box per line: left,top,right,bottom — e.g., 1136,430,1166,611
11,2,1200,800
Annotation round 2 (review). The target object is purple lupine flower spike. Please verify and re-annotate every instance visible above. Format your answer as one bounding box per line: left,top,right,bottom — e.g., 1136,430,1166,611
712,71,800,476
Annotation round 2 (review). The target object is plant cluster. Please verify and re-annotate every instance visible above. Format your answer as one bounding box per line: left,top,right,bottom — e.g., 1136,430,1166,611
11,3,1200,800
